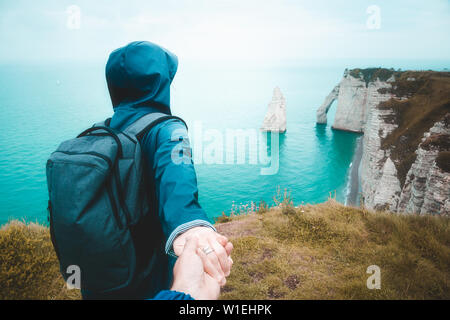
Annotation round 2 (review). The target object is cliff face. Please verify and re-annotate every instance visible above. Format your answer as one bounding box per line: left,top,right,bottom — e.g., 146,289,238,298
359,80,401,211
261,87,287,133
397,117,450,215
317,69,395,132
318,68,450,215
316,85,339,124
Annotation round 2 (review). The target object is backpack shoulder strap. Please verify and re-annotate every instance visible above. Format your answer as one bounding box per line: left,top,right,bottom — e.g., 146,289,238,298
93,117,112,128
125,112,187,140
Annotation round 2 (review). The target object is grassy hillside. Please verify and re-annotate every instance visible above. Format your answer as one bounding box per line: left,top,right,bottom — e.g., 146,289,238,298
217,200,449,299
0,221,81,300
1,200,449,300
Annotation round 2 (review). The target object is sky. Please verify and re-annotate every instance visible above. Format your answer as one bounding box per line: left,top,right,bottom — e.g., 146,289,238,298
0,0,449,65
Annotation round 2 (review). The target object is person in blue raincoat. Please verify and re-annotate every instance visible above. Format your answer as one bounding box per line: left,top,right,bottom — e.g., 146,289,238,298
82,41,233,300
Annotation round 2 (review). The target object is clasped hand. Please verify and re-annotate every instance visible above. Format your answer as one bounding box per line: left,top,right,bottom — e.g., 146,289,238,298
171,227,233,299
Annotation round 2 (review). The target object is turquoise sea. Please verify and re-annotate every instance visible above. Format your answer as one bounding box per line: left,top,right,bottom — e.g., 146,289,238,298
0,59,447,225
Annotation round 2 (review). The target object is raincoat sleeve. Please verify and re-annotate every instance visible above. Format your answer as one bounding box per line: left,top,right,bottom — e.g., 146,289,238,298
141,119,216,257
152,290,194,300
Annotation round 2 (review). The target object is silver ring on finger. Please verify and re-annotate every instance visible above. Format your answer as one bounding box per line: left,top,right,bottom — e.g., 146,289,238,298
202,246,214,255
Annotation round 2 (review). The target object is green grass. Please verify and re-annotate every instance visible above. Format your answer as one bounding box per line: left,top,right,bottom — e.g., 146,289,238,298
217,200,450,300
349,68,398,87
1,200,449,300
0,221,81,300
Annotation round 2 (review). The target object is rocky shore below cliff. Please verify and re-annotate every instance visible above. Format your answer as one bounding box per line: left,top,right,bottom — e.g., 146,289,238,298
346,135,363,206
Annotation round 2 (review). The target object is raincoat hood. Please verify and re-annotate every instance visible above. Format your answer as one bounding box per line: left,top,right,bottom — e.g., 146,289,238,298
106,41,178,114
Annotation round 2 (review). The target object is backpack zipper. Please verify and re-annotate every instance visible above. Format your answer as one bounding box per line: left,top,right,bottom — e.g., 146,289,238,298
106,180,123,229
53,151,113,168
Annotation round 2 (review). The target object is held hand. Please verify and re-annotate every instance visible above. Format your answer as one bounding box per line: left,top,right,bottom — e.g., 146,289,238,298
171,235,220,300
173,227,233,286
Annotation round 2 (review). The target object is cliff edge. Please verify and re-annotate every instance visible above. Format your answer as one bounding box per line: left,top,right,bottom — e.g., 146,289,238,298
318,68,450,215
2,200,449,300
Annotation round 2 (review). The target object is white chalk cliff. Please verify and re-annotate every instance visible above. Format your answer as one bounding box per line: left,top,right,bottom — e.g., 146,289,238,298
316,85,339,124
261,87,286,133
317,69,449,215
397,119,450,215
317,69,395,132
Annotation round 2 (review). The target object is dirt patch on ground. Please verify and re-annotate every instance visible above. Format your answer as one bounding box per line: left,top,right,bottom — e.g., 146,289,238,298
215,214,262,239
284,275,300,290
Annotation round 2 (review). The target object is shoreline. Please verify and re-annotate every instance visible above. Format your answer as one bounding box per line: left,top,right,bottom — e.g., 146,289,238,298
346,135,363,206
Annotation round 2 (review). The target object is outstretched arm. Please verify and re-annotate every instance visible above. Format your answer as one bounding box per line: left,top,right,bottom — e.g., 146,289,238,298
141,119,215,250
142,119,233,283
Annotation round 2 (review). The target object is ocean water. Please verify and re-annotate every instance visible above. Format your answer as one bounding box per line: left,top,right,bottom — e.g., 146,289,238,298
0,59,446,225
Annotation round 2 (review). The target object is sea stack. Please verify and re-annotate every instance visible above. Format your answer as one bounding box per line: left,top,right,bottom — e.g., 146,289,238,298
261,87,286,133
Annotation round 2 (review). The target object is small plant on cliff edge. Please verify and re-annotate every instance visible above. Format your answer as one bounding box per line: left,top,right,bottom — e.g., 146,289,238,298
257,200,269,214
214,212,233,223
273,187,296,215
328,190,337,201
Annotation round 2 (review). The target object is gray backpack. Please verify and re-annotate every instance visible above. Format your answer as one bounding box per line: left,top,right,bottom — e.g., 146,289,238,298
46,112,185,293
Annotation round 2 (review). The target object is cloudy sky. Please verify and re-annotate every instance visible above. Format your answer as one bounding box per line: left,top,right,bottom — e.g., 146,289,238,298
0,0,449,64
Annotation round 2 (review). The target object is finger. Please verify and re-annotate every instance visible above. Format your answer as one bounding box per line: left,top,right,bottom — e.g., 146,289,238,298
203,274,221,300
197,248,224,284
206,248,226,285
210,239,231,277
216,234,229,247
225,242,233,256
182,234,199,255
173,242,186,257
197,238,221,271
172,234,187,256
